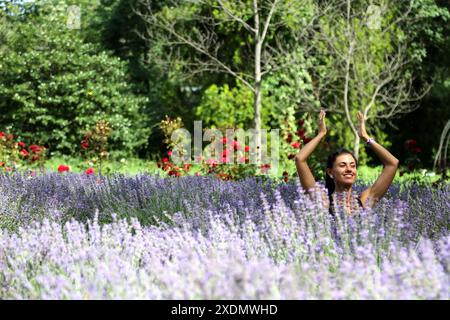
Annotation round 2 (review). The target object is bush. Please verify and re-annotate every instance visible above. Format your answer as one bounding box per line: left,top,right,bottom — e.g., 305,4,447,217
0,1,151,159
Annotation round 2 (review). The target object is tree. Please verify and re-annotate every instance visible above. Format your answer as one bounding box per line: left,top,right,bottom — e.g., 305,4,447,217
133,0,316,163
309,0,439,160
0,0,151,157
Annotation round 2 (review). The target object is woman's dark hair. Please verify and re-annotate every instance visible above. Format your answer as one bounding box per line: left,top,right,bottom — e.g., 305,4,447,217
325,148,358,196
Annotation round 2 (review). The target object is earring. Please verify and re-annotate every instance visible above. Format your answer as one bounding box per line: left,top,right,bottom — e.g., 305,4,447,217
330,175,334,179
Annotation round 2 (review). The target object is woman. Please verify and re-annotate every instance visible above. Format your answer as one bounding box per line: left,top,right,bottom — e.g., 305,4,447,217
295,110,399,214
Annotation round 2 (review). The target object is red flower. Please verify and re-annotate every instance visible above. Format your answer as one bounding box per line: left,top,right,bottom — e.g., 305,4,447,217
85,168,94,175
291,142,301,149
20,149,29,157
162,157,169,163
260,163,271,173
232,140,240,150
244,145,250,152
18,141,25,148
302,137,312,144
286,134,293,143
30,145,42,153
81,141,89,150
58,165,70,173
184,163,191,171
405,139,417,150
0,132,4,138
288,153,296,160
31,155,40,162
222,137,228,144
167,150,173,156
296,129,306,138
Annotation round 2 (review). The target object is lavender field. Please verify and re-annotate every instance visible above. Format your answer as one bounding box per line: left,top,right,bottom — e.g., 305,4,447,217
0,172,449,299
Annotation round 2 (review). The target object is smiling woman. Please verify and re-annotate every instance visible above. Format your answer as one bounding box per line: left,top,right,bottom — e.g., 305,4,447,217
295,110,399,215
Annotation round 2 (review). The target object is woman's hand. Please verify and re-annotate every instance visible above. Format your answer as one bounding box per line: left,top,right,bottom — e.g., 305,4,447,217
357,111,369,140
318,109,327,137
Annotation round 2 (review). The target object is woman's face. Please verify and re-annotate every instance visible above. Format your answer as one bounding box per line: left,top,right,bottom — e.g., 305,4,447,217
328,153,357,186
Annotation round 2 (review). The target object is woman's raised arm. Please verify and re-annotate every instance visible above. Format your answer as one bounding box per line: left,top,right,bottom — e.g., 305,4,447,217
358,111,399,207
295,110,327,192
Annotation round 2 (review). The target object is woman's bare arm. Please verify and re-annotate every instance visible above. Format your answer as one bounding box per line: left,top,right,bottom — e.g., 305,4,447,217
358,112,399,207
295,110,327,192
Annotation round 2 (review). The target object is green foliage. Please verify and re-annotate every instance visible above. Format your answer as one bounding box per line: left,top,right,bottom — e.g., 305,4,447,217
195,82,255,130
80,120,113,171
0,132,19,169
0,0,151,159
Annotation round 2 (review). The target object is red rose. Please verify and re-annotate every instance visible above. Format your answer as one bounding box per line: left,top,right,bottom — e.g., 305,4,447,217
30,145,41,153
222,137,228,144
302,137,312,144
18,141,25,148
244,145,250,152
0,132,4,138
291,142,301,149
81,141,89,150
167,150,172,156
286,134,293,143
20,149,29,157
58,165,70,173
162,157,169,163
405,139,417,150
85,168,94,175
296,129,306,138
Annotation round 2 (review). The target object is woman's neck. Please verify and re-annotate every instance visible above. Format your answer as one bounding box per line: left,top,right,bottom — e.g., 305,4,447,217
334,184,352,194
334,184,355,212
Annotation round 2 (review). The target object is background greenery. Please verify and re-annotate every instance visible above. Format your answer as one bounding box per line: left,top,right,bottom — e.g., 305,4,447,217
0,0,449,176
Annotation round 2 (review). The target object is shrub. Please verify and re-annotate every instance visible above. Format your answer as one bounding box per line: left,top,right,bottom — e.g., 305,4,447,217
0,1,150,159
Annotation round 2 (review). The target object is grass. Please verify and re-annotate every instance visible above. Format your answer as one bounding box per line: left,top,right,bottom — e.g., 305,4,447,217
8,155,448,185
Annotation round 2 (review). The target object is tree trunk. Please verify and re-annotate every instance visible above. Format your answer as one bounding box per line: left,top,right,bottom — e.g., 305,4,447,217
353,133,360,161
254,39,262,164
